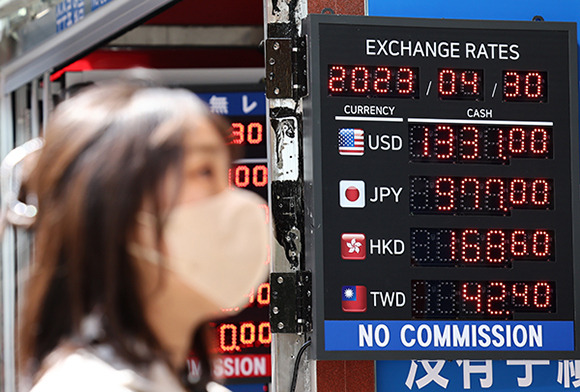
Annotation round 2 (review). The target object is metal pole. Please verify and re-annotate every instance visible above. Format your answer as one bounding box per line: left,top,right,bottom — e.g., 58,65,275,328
264,1,312,391
42,72,50,134
1,72,17,392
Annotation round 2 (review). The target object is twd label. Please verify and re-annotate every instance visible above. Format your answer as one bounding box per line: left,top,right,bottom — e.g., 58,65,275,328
324,321,574,351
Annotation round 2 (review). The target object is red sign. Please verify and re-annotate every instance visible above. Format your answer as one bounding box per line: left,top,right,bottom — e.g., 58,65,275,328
188,354,272,379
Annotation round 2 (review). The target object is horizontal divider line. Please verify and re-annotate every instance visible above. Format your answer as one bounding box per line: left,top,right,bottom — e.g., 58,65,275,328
408,118,554,126
335,116,404,122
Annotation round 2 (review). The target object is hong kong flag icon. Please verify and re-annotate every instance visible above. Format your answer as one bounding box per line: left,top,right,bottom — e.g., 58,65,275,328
341,233,366,260
339,180,365,208
342,285,367,312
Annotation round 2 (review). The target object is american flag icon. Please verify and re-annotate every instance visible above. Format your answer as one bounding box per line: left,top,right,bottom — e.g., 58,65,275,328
338,128,364,156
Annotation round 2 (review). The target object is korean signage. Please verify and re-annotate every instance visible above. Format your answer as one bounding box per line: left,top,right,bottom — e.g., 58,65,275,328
303,15,580,359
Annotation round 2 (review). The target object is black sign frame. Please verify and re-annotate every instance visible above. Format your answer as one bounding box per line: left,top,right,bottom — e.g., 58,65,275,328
303,14,580,360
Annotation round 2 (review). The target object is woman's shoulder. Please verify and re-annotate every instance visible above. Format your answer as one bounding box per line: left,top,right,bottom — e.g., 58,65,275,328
29,345,232,392
30,348,143,392
29,345,180,392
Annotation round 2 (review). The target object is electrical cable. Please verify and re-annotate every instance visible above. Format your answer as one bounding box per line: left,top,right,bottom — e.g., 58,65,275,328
289,339,312,392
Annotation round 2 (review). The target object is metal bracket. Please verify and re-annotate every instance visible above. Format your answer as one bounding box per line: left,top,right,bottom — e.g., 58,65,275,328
270,271,312,333
265,36,307,99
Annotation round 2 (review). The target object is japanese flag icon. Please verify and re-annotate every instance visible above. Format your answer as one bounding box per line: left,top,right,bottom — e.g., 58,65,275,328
340,180,365,208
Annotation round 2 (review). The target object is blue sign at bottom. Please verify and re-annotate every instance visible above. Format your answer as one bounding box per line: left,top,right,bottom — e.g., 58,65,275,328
377,360,580,391
325,321,574,351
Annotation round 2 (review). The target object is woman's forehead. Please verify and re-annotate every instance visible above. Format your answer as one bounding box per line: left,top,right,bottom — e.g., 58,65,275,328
185,117,226,149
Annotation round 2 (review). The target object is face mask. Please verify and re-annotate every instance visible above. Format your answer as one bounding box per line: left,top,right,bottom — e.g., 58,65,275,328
131,189,270,309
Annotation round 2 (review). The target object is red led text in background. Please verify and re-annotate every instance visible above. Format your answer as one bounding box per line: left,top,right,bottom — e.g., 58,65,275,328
230,122,264,146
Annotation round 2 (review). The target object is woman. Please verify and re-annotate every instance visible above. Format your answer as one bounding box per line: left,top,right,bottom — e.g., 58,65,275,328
4,82,270,391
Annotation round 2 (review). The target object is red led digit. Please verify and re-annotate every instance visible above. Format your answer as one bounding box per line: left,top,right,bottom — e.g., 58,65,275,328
531,179,550,206
508,128,526,154
397,67,415,94
530,128,549,155
460,126,479,160
496,128,507,161
509,179,527,205
422,126,430,157
487,282,507,315
234,165,251,188
435,177,455,211
329,65,347,93
450,230,457,261
504,71,520,98
373,67,391,93
533,282,551,308
258,322,272,345
532,230,551,257
512,283,529,307
460,177,480,210
461,230,480,263
439,69,456,96
351,66,370,93
485,178,506,212
252,165,268,187
247,122,263,144
486,230,506,263
257,282,270,306
230,123,244,144
460,71,479,95
219,324,239,352
239,322,256,345
524,72,543,98
435,125,454,159
462,282,483,313
511,230,528,257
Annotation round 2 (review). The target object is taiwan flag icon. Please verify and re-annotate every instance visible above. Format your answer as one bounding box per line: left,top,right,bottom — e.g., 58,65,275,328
342,285,367,312
341,233,366,260
339,180,365,208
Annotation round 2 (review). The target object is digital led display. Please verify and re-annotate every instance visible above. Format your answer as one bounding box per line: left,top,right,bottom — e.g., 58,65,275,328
412,280,555,318
328,65,419,98
303,15,579,360
438,68,484,100
214,282,272,354
503,71,548,102
228,116,267,159
410,176,553,214
409,124,552,162
411,228,554,266
228,163,268,200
